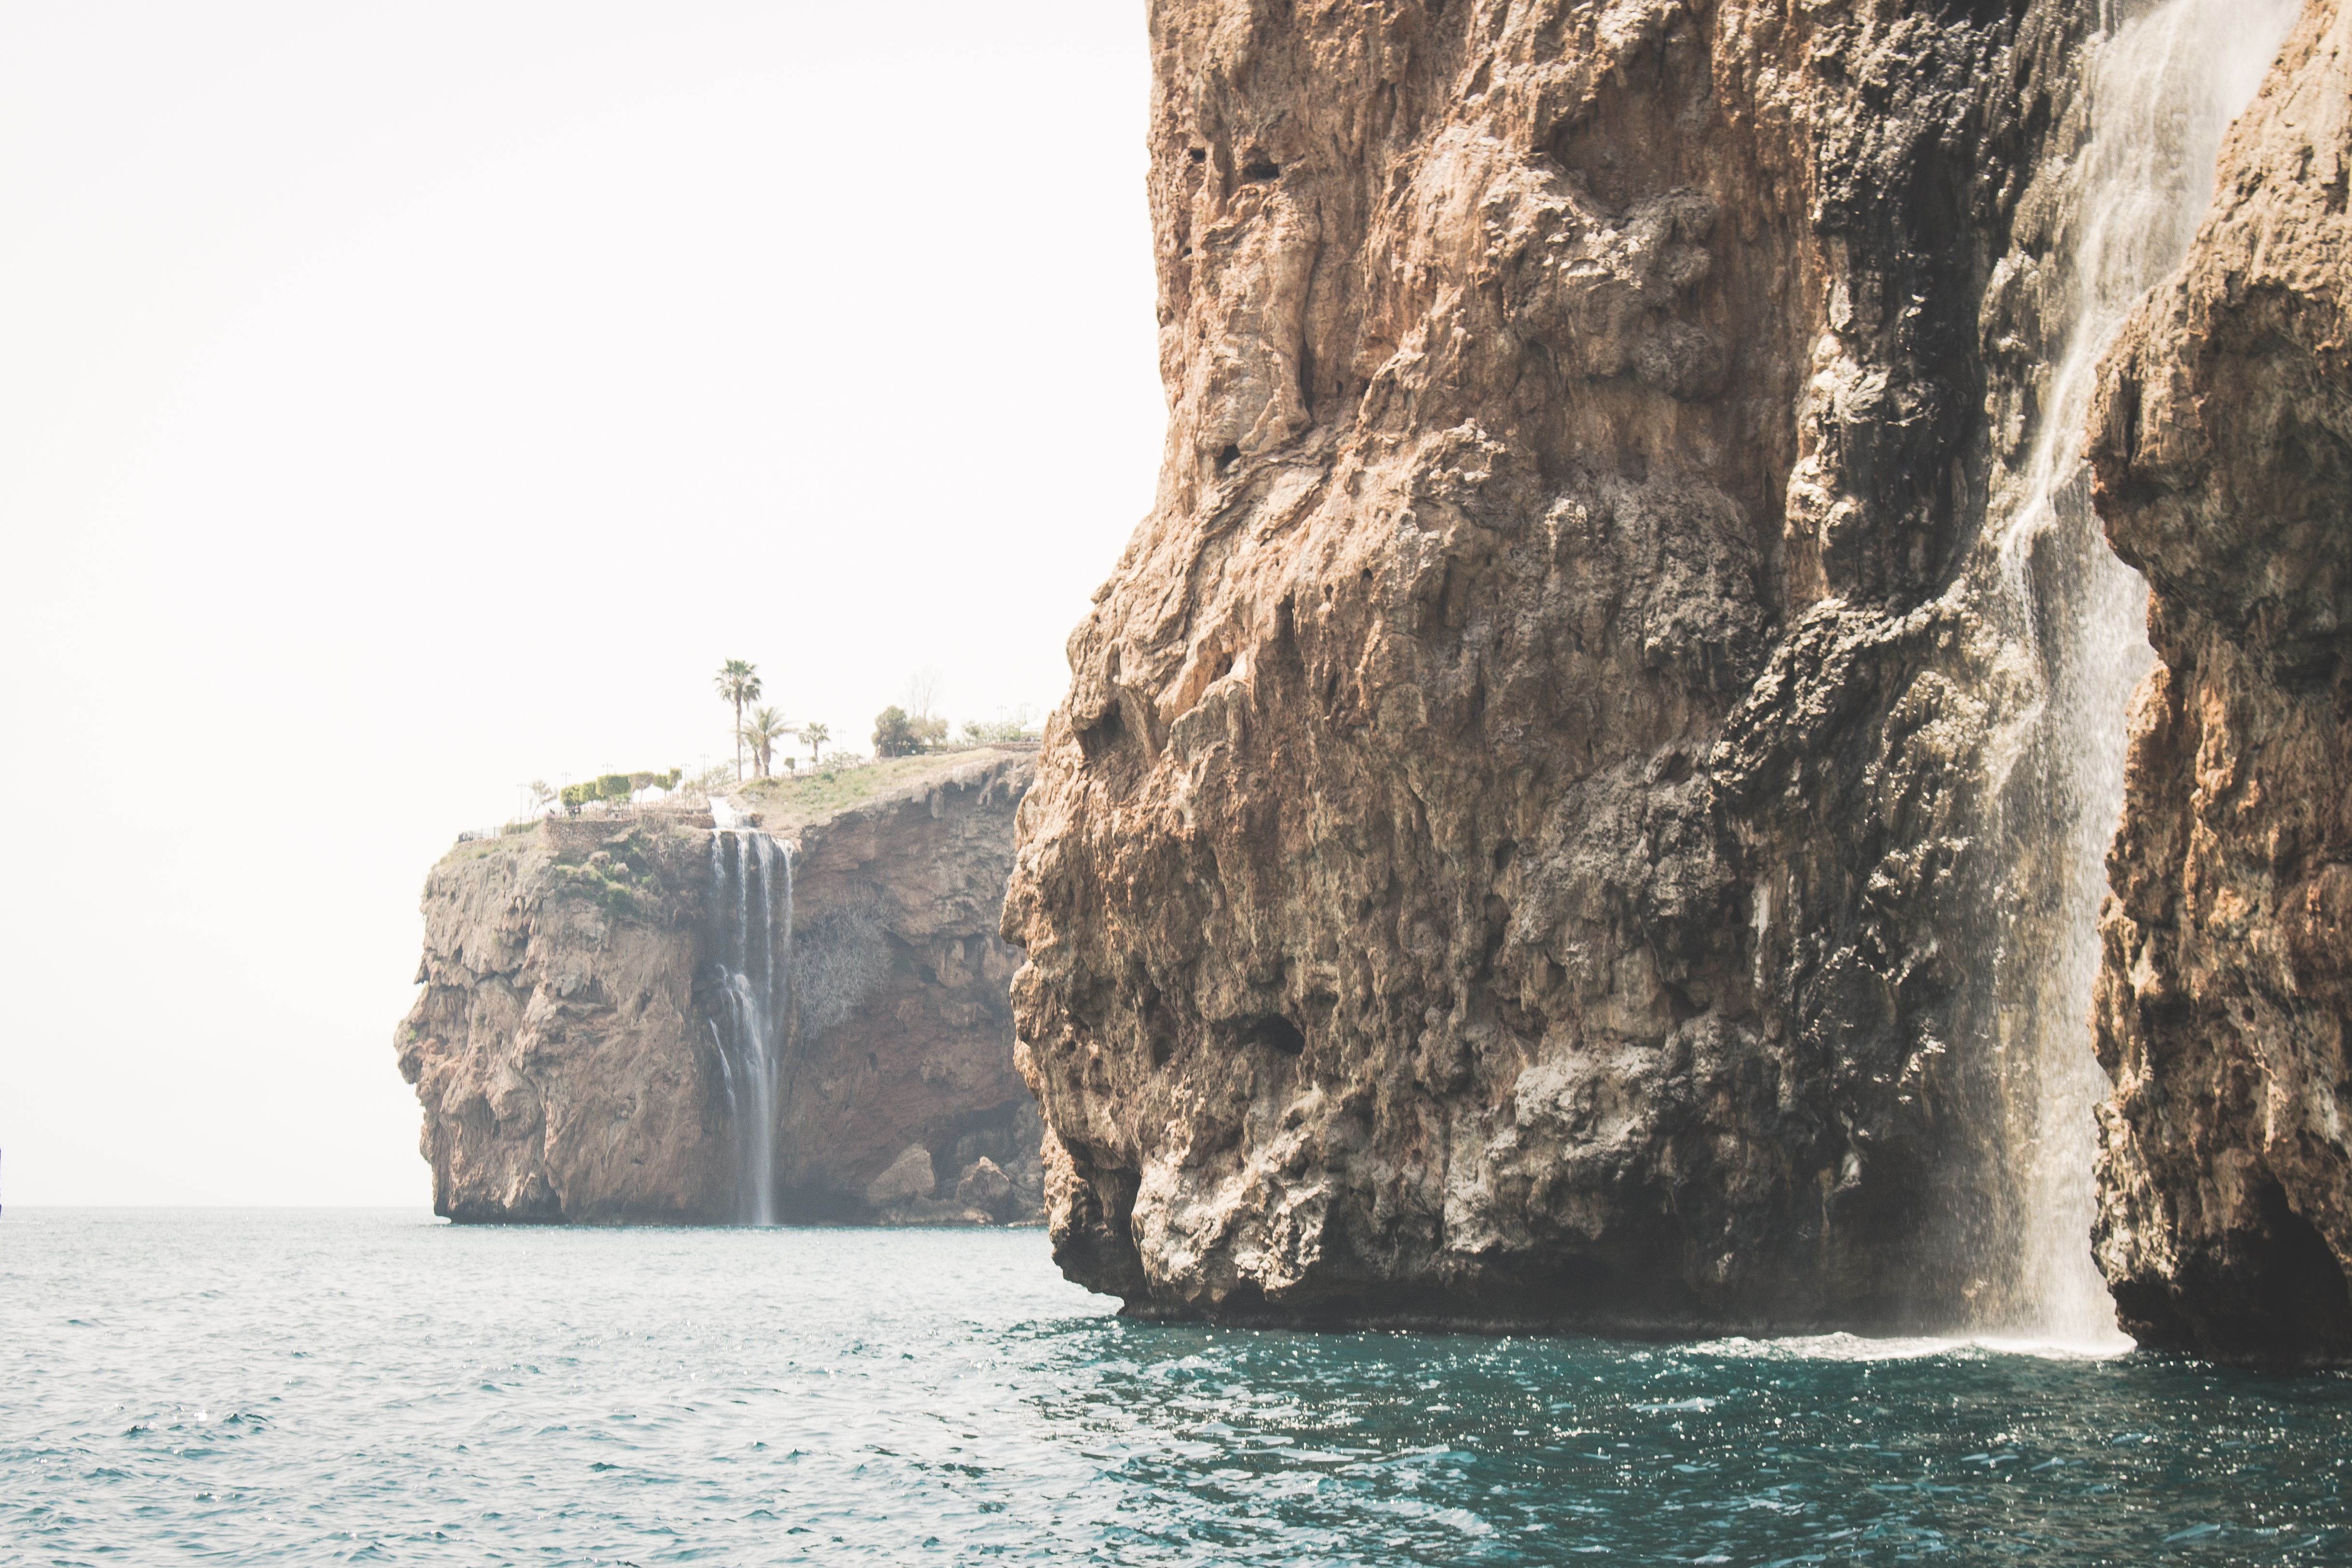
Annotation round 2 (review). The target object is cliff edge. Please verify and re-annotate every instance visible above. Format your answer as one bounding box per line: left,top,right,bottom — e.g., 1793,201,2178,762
2088,0,2352,1366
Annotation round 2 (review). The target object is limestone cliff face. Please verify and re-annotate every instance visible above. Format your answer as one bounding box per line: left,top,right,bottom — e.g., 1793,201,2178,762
2088,1,2352,1366
1003,0,2135,1330
399,752,1043,1225
780,759,1045,1221
401,823,719,1222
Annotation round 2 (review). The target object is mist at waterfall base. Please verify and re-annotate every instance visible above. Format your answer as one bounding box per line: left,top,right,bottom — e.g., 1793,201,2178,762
8,1212,2351,1565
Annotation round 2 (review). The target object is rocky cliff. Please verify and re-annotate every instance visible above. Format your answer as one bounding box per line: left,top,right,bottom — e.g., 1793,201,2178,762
1001,0,2266,1332
2088,0,2352,1366
399,751,1044,1225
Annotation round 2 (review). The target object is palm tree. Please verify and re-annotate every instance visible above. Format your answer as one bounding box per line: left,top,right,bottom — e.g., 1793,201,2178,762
800,721,830,762
715,660,761,781
742,706,793,778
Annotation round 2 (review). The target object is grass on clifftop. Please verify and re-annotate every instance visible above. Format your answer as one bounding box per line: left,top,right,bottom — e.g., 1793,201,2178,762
738,749,1004,832
438,832,542,867
433,747,1020,863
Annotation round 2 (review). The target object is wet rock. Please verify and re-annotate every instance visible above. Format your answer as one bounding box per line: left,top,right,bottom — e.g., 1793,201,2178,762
867,1144,938,1208
878,1198,996,1227
956,1157,1015,1214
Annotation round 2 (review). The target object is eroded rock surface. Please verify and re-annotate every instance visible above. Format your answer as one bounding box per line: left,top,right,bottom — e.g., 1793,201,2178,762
1005,0,2128,1331
2088,0,2352,1366
400,752,1045,1224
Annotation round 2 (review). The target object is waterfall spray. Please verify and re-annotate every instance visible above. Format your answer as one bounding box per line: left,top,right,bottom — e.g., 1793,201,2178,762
1973,0,2295,1342
706,827,794,1225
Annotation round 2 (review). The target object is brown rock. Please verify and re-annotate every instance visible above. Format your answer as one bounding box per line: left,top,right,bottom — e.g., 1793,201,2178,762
956,1157,1015,1213
867,1144,939,1208
2086,0,2352,1367
1004,0,2121,1330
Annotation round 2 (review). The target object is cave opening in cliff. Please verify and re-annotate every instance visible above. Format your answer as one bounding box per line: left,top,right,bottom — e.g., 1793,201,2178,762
2242,1176,2352,1356
1232,1015,1306,1057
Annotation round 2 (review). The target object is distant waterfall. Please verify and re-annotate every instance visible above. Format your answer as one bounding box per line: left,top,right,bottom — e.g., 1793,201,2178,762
707,828,793,1226
1973,0,2296,1341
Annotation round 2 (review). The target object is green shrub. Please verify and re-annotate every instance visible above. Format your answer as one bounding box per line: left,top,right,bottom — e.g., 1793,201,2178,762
549,770,685,809
876,707,951,756
874,706,920,757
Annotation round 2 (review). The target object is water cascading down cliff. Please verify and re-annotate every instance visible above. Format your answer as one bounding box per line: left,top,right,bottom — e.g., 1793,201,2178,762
1962,0,2302,1342
1005,0,2323,1340
2086,0,2352,1365
707,828,794,1226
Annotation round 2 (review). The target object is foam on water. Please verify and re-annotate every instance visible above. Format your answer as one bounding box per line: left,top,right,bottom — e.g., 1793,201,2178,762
6,1211,2348,1564
1694,1332,2135,1366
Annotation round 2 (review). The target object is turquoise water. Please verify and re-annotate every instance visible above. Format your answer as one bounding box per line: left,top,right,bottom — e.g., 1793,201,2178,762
4,1211,2347,1563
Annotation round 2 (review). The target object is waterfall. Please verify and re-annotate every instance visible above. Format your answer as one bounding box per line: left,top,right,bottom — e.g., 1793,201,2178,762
1974,0,2297,1342
706,827,794,1225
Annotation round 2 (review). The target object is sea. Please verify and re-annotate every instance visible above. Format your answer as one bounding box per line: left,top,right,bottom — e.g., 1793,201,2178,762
4,1210,2347,1564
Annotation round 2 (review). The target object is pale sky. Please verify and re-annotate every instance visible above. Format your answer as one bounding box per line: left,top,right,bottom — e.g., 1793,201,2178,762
0,2,1162,1205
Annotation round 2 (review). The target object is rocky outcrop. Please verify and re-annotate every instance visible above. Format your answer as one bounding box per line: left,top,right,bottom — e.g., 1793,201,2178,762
1002,0,2151,1332
399,751,1044,1225
2087,0,2352,1366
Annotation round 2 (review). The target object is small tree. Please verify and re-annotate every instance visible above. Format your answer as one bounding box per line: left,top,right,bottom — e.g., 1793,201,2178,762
742,706,792,778
905,667,944,723
715,659,762,781
800,721,831,762
527,779,556,811
874,705,921,757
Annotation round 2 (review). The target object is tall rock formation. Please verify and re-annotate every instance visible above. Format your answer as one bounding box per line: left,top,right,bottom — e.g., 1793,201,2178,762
2088,0,2352,1367
1002,0,2248,1332
399,752,1044,1225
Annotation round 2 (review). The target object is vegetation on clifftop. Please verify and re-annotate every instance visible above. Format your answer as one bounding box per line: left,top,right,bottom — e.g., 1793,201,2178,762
739,752,1006,832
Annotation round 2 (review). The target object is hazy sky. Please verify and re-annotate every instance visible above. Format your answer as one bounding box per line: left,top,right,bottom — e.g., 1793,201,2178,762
0,2,1161,1205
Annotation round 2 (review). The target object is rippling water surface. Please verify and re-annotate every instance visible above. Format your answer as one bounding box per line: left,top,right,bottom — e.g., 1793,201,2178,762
5,1210,2349,1563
